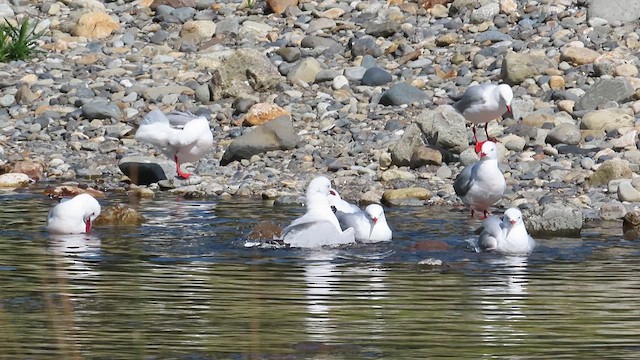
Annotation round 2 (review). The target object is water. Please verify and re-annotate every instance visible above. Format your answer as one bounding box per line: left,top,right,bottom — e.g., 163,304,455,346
1,190,639,359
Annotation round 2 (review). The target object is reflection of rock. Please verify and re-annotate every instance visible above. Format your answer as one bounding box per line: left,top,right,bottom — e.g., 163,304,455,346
93,204,145,226
410,240,450,251
248,221,283,240
43,185,105,198
622,209,640,240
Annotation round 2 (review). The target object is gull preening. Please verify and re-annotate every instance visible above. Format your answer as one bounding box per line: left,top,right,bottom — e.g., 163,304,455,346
135,109,214,179
46,193,101,234
328,188,361,213
454,141,506,219
453,83,513,148
478,207,536,255
280,176,356,248
336,204,392,243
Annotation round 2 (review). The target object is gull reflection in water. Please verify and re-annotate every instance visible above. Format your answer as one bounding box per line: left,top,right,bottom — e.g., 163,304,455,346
304,249,340,342
303,249,389,342
477,255,531,345
48,233,102,281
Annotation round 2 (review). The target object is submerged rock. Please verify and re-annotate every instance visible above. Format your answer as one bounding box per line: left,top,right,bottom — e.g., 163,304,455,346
525,203,583,237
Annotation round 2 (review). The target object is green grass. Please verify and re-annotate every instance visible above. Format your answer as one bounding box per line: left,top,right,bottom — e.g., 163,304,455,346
0,18,45,62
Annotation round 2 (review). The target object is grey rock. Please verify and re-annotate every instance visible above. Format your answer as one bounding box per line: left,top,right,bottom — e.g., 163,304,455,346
526,203,583,237
471,3,499,24
221,115,298,165
580,108,634,132
300,36,339,49
344,67,367,81
390,123,423,167
379,83,427,106
364,21,400,38
195,84,211,103
588,0,640,24
546,123,581,145
210,48,284,99
575,78,634,111
501,51,550,86
617,180,640,202
361,67,393,86
600,200,628,220
276,47,301,62
150,30,169,44
287,57,323,83
216,19,240,36
119,156,176,185
475,31,513,43
81,101,121,120
171,7,196,22
350,36,382,57
306,18,336,33
415,109,468,154
0,94,15,107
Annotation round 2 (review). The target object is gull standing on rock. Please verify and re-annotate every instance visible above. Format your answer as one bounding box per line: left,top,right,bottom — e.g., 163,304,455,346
280,176,356,248
135,109,214,179
478,207,536,255
453,141,506,219
336,204,392,243
46,193,101,234
452,83,513,151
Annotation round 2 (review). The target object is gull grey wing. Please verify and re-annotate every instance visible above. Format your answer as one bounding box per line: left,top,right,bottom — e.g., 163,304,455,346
478,216,503,251
165,111,199,128
452,85,489,114
453,164,475,197
335,211,363,231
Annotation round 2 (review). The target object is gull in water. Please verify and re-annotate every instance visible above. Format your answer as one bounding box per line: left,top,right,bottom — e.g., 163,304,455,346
327,188,361,214
336,204,392,243
478,207,536,255
453,141,505,219
135,109,214,179
452,83,513,151
280,176,356,248
46,193,101,234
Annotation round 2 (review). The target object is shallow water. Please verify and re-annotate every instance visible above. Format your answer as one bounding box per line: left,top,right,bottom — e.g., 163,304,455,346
0,190,638,359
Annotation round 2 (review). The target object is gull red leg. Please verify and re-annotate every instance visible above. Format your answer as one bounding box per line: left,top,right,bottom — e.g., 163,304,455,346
174,154,191,179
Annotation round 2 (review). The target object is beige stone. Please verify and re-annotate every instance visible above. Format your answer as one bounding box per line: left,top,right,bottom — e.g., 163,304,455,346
560,46,601,65
180,20,216,44
549,75,565,90
73,12,119,39
267,0,299,14
0,173,30,189
245,103,291,126
581,109,635,132
382,188,433,202
614,64,639,77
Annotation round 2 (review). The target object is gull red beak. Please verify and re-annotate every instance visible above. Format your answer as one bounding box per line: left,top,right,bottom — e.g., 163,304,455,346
372,217,378,224
85,218,91,233
474,140,486,154
480,152,487,158
510,219,517,225
506,105,512,114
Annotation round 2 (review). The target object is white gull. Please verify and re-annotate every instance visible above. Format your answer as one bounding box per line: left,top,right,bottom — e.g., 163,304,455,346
478,207,536,255
453,141,506,218
336,204,392,243
135,109,214,179
46,193,101,234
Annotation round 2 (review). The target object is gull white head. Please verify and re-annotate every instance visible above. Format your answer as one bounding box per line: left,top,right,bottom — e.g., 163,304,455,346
306,176,332,198
503,207,524,227
364,204,385,224
479,141,499,160
497,84,513,113
47,193,101,234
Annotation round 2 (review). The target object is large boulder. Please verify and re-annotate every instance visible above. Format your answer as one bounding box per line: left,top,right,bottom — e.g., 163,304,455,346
221,115,298,165
415,109,468,154
588,0,640,24
197,48,284,99
390,123,423,167
525,203,583,237
500,51,549,85
575,78,634,112
588,158,633,186
580,108,634,132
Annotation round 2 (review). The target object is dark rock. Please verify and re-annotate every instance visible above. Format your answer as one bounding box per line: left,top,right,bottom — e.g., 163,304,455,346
221,115,298,165
364,21,400,38
379,83,427,106
119,156,176,185
350,35,382,57
361,67,393,86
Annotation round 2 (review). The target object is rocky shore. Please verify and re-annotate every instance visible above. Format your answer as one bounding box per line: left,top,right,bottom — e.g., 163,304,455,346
2,0,640,237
